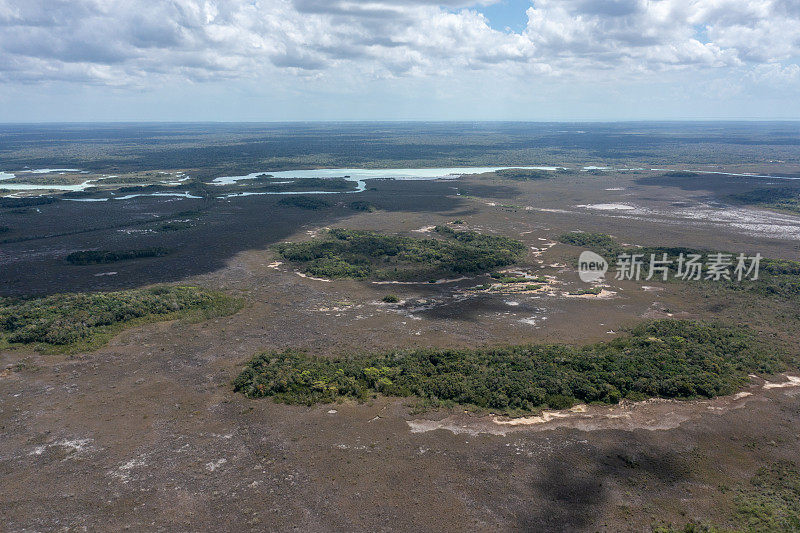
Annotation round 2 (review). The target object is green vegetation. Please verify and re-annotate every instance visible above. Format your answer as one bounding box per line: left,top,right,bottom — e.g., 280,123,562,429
730,187,800,215
277,195,331,210
655,461,800,533
494,168,552,181
569,287,603,295
349,200,377,212
498,274,546,284
525,284,542,291
275,178,352,190
499,276,529,283
734,461,800,532
2,174,86,185
0,286,241,352
662,171,701,178
559,231,625,258
95,175,166,184
61,189,102,199
157,221,193,232
0,196,59,208
66,248,170,265
559,231,715,269
559,231,800,302
275,226,526,281
381,295,400,303
117,184,173,193
234,320,789,413
227,177,358,193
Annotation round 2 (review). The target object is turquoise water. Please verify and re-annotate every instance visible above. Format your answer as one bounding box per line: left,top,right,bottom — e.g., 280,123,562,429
212,166,562,185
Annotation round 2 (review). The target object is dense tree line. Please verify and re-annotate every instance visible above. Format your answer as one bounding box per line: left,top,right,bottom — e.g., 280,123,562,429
0,286,239,350
0,196,59,208
275,226,527,281
559,232,800,300
730,187,800,215
494,168,553,180
276,196,331,210
66,248,170,265
234,320,789,414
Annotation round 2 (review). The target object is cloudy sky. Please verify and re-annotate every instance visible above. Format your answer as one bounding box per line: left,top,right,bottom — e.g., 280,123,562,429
1,0,799,121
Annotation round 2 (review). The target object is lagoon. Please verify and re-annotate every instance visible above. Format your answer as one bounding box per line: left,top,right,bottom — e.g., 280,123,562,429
212,166,562,185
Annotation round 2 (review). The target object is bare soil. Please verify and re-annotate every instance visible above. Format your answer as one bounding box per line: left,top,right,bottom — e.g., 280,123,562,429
2,170,800,531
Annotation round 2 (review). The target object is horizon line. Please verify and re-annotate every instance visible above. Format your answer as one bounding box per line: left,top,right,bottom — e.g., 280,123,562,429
2,119,800,125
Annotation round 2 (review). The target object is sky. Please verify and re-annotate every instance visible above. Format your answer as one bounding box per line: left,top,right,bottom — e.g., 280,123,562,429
1,0,799,122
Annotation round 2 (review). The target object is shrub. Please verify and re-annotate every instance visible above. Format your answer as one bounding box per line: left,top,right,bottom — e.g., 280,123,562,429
730,187,800,215
499,276,528,283
662,171,700,178
0,286,241,351
494,169,551,181
157,221,192,232
349,201,377,212
560,231,800,301
569,287,602,295
234,320,787,414
277,196,331,210
0,196,58,208
66,248,170,265
275,227,526,281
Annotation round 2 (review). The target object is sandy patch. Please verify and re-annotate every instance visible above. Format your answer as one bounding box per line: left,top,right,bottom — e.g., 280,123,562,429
205,458,227,472
563,289,616,299
762,375,800,389
296,272,331,282
641,286,663,292
412,225,436,233
110,456,148,483
407,375,799,436
30,438,94,458
577,203,637,211
373,277,469,285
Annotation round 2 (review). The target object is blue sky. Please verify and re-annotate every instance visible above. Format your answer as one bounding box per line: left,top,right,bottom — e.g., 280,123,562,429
474,0,531,32
1,0,799,122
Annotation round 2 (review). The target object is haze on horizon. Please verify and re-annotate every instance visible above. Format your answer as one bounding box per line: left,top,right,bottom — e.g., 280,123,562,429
1,0,799,122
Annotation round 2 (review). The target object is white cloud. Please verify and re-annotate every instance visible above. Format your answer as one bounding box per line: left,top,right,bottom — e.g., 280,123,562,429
0,0,798,87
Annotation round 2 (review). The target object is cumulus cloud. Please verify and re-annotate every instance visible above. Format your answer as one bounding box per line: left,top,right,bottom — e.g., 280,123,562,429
0,0,797,86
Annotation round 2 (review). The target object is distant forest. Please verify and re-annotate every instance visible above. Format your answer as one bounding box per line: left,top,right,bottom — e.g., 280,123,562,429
2,122,799,177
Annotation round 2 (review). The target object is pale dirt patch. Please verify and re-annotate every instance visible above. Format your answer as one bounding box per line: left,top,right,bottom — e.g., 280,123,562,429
109,456,148,483
530,241,557,257
316,303,362,312
563,289,617,299
205,458,227,472
762,375,800,389
412,225,436,233
30,438,94,458
407,375,799,436
305,227,329,237
296,271,331,282
373,277,469,285
576,203,638,211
